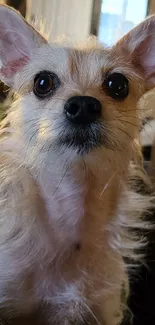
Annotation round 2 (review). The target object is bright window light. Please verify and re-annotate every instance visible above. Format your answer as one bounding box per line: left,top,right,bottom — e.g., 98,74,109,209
98,0,148,46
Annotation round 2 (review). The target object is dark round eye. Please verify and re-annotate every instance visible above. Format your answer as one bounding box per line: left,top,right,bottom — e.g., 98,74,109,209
103,72,129,100
34,71,59,98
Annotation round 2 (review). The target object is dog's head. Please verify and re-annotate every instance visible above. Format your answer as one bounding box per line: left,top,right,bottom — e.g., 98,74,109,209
0,5,155,170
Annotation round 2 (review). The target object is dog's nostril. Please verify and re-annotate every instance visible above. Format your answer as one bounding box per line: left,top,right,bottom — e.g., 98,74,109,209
66,102,80,116
64,96,101,125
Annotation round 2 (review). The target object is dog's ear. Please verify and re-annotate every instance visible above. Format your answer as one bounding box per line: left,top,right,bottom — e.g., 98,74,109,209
115,15,155,88
0,5,47,86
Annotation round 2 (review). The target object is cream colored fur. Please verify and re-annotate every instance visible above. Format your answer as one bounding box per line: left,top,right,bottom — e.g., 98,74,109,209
0,5,154,325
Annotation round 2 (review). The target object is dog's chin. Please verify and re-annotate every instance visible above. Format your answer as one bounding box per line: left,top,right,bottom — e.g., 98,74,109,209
59,124,103,155
62,139,101,155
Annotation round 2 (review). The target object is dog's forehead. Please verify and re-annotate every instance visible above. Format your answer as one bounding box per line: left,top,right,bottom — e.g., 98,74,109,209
68,47,107,75
36,44,109,77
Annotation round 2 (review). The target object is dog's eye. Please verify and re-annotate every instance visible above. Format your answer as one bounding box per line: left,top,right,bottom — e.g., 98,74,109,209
103,72,129,100
34,71,59,98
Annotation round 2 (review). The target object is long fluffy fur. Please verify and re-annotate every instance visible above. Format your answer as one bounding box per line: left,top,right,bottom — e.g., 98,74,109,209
0,5,155,325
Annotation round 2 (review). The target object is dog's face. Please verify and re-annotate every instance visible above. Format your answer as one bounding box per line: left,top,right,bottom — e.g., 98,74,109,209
0,5,155,167
12,44,144,158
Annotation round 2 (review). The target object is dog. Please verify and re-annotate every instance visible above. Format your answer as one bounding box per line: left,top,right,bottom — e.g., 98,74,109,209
0,5,154,325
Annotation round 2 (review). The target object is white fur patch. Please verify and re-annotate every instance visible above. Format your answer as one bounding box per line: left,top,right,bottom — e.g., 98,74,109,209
0,58,3,69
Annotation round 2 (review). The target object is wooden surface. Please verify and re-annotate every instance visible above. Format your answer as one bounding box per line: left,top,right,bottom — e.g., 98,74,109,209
27,0,94,42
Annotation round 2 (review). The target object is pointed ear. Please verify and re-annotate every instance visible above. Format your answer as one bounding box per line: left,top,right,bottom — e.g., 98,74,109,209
116,15,155,88
0,5,47,86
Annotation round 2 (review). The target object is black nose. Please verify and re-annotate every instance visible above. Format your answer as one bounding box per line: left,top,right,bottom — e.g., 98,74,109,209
64,96,101,125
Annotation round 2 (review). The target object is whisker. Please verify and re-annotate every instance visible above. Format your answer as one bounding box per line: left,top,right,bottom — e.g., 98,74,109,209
100,172,116,196
83,302,102,325
100,126,122,151
140,128,154,143
116,127,134,142
52,97,65,102
51,158,71,197
116,119,140,128
116,115,140,120
100,123,128,151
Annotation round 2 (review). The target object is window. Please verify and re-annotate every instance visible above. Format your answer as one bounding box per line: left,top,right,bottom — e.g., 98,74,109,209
98,0,148,46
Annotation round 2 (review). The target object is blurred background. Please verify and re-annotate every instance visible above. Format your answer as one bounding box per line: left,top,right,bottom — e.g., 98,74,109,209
0,0,153,43
1,0,153,42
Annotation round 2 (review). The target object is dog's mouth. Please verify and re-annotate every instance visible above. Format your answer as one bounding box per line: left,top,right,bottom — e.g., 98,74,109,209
57,95,104,154
59,122,103,155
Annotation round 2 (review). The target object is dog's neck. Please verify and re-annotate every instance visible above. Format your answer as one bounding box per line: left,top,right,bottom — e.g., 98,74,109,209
32,150,126,248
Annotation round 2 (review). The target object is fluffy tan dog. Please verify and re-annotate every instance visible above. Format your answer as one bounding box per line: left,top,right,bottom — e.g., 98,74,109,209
0,5,154,325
